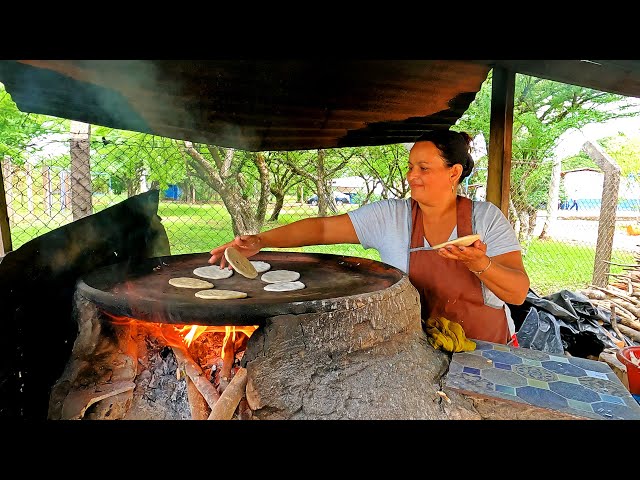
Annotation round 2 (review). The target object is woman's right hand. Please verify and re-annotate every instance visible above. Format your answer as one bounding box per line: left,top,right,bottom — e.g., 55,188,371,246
208,234,263,268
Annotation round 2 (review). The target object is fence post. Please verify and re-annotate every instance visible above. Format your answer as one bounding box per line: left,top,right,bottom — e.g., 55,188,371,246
70,121,93,220
582,140,621,287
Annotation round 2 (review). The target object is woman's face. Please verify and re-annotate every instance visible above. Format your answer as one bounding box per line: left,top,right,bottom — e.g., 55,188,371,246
407,141,457,205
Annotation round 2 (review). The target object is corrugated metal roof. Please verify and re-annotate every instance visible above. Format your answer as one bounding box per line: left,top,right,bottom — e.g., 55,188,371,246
1,59,639,152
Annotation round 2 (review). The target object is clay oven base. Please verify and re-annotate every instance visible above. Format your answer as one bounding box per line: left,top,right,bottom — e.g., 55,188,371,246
243,276,478,420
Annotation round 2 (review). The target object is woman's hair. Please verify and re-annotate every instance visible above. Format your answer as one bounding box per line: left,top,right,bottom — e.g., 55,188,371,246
413,130,475,181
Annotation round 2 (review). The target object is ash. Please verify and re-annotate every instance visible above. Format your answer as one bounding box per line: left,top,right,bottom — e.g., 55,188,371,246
123,330,191,420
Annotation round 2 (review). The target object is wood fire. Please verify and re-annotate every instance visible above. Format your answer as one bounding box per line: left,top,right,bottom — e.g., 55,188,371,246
47,296,258,420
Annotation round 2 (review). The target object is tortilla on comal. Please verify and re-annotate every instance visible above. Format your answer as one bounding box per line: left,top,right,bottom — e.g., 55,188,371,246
168,277,214,289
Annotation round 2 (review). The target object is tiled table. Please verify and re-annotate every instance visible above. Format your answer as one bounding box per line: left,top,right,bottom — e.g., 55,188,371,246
445,340,640,420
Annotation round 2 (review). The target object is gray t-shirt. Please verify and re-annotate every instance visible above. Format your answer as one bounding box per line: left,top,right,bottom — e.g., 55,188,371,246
347,197,522,333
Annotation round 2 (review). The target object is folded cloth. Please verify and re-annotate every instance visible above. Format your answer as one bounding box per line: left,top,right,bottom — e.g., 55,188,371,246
426,316,476,353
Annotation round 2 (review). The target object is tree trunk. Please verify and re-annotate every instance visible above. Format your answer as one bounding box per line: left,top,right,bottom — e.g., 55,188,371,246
269,192,284,221
70,121,93,220
539,156,561,240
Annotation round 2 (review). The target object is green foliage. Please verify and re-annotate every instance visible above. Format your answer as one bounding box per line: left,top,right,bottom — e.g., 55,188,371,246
599,133,640,176
456,72,640,217
91,126,186,196
0,83,67,164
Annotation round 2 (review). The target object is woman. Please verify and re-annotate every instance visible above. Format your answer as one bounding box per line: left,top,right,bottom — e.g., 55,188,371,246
208,130,530,344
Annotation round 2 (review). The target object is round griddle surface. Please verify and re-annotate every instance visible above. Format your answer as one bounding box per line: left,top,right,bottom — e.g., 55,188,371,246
77,251,404,326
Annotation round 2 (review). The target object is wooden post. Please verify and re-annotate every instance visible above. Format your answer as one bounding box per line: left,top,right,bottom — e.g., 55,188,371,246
70,121,93,220
582,140,621,287
0,157,13,255
486,67,515,216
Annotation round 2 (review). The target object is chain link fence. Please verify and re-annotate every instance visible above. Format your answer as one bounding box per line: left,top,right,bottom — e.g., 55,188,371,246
2,117,638,297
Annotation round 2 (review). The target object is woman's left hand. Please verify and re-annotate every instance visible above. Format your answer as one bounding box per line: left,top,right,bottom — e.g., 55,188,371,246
436,239,489,272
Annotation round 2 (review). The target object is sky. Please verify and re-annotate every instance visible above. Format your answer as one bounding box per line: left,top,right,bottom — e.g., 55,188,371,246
554,114,640,159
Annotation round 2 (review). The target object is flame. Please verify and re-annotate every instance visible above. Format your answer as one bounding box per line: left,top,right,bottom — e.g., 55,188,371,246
100,310,257,349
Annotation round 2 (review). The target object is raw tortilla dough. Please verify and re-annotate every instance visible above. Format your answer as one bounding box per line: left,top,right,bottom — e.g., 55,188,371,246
261,269,301,283
264,281,305,292
193,265,234,280
250,260,271,273
431,234,481,250
168,277,214,289
195,289,247,299
224,247,258,279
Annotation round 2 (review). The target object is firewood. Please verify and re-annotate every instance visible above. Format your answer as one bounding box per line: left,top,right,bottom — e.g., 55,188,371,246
581,288,607,300
590,286,640,316
186,376,211,420
616,316,640,333
603,260,640,268
208,367,248,420
617,324,640,343
609,305,626,349
61,380,136,420
219,332,236,383
159,326,221,410
593,284,640,307
591,298,635,321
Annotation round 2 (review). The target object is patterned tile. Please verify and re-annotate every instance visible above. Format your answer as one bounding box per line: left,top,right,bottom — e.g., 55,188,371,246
445,340,640,420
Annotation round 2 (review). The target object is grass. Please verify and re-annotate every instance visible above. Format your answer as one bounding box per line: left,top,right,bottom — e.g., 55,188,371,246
6,197,636,297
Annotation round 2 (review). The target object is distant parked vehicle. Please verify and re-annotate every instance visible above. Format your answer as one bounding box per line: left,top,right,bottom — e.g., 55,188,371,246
306,192,351,205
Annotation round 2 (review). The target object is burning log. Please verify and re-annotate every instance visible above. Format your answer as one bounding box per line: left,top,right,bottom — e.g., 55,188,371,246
186,377,211,420
208,367,248,420
160,325,220,410
218,331,249,392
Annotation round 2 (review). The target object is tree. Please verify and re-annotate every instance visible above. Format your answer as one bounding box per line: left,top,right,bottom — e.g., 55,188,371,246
280,148,354,217
599,133,640,176
91,127,186,198
0,83,64,165
258,151,305,221
182,142,270,235
353,144,410,202
456,72,640,241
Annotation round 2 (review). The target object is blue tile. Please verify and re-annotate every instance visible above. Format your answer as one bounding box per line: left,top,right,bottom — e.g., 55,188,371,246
516,385,569,410
585,370,609,380
599,394,625,406
462,366,481,375
495,384,516,396
482,350,523,365
591,401,640,420
473,340,494,351
494,362,512,370
548,381,600,403
541,360,586,377
513,348,550,362
567,356,613,373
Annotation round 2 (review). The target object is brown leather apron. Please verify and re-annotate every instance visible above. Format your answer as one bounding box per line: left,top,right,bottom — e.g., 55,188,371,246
408,196,509,344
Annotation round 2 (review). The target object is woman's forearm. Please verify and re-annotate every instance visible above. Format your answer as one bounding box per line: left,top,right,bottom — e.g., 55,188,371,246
258,214,359,248
469,252,530,305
